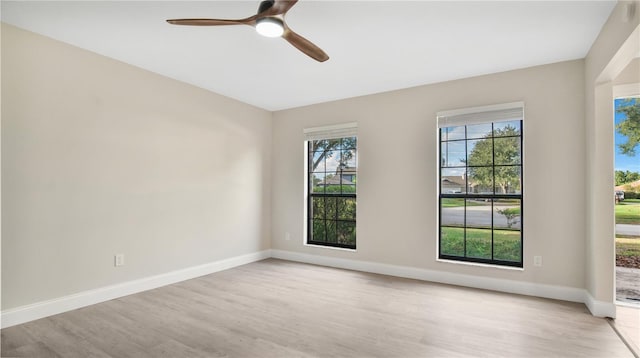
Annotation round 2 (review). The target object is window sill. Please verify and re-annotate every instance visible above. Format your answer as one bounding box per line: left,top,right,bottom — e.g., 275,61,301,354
436,258,524,271
305,243,357,252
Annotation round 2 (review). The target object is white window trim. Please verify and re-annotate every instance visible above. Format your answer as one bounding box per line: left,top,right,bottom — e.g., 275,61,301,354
303,122,357,141
437,101,524,128
613,83,640,99
436,101,525,269
302,123,358,251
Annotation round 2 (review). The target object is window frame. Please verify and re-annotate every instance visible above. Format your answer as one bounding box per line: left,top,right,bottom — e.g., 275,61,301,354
437,103,524,268
304,128,358,250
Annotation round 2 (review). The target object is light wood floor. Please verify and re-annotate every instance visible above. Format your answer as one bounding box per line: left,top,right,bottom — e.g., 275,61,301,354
1,259,634,357
612,304,640,356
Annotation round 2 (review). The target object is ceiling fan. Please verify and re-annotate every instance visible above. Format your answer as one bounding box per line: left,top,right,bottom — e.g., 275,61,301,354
166,0,329,62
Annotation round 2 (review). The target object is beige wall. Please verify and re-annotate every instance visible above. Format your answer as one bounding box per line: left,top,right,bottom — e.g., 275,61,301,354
613,58,640,86
272,60,586,289
2,2,636,317
584,1,639,305
1,24,272,310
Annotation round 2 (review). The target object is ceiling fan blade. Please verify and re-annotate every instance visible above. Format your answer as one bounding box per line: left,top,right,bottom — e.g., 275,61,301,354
282,27,329,62
166,16,257,26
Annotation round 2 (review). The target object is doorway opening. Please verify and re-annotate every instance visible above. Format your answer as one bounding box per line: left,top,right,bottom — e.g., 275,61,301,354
614,95,640,306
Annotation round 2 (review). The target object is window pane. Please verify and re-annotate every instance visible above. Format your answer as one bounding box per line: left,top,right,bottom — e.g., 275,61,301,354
320,175,340,193
494,137,520,165
465,228,492,260
467,139,492,166
312,197,325,219
441,140,466,167
494,166,521,194
325,221,337,243
342,184,356,194
310,173,326,193
337,221,356,245
467,123,493,139
441,126,465,141
326,139,342,150
493,229,521,262
311,220,326,242
325,197,337,219
342,137,357,150
441,198,464,227
337,197,357,220
340,149,357,169
441,168,466,194
345,174,357,186
441,227,464,257
324,150,339,173
310,150,326,173
466,199,492,230
494,121,521,137
467,167,493,194
494,199,521,230
310,139,327,152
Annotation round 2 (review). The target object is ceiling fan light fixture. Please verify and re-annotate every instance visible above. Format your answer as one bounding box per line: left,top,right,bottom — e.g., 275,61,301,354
256,17,284,37
167,0,329,62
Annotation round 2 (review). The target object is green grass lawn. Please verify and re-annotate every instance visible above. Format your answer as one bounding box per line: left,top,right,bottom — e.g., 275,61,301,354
441,198,486,207
441,227,521,262
441,198,520,208
615,199,640,225
616,237,640,257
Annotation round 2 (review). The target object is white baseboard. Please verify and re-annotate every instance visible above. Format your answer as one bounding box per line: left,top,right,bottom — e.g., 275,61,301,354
1,250,271,329
2,248,616,328
584,291,617,318
271,249,614,317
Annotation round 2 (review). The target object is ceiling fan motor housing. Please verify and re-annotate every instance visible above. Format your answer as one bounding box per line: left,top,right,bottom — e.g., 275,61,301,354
258,0,275,14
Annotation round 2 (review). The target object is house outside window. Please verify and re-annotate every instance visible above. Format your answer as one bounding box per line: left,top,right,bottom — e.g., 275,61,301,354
304,123,358,249
437,103,524,267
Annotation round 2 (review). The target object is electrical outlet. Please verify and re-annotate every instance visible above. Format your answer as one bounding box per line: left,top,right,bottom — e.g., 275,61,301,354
114,254,125,267
285,232,291,241
534,256,542,267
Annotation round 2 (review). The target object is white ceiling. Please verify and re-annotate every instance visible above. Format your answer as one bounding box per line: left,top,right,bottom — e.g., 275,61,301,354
1,1,616,111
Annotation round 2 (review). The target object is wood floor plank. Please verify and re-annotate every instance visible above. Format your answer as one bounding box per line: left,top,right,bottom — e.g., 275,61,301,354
613,305,640,355
5,342,62,358
10,317,112,358
1,258,634,357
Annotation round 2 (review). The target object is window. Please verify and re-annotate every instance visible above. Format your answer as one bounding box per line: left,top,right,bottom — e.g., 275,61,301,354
305,123,357,249
438,103,523,267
